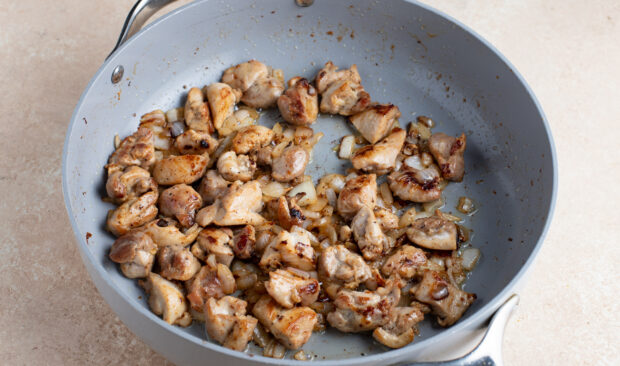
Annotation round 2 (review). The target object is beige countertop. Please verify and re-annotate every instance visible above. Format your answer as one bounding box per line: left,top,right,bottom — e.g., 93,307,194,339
0,0,618,365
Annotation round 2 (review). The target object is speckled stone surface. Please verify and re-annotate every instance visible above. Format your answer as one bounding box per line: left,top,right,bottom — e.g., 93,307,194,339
0,0,618,365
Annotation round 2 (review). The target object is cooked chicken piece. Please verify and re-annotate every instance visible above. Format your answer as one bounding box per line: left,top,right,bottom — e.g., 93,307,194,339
205,180,265,226
152,154,209,185
373,207,399,231
277,77,319,126
197,170,229,205
242,74,285,108
109,230,158,278
317,245,372,289
327,279,401,332
140,273,192,326
107,191,158,236
252,295,317,350
204,296,258,351
206,83,241,132
407,216,457,250
217,108,260,137
217,151,256,182
158,184,203,227
232,125,274,154
413,270,476,326
349,104,401,144
372,306,424,348
428,132,467,182
257,146,273,166
139,109,172,150
381,245,428,279
184,87,213,133
259,226,316,271
265,268,320,308
174,129,219,155
315,62,370,116
221,59,269,92
231,225,256,259
157,245,201,281
387,158,442,203
186,259,236,312
105,166,157,203
271,145,309,182
191,227,234,266
351,128,406,174
140,217,201,247
274,196,305,230
350,206,389,261
336,174,377,219
106,127,156,174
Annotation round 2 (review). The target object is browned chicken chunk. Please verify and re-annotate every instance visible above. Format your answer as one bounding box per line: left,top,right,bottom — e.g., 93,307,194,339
259,226,316,271
232,125,274,154
106,166,157,204
388,155,443,203
174,129,219,155
221,60,284,108
206,83,241,133
186,259,236,312
351,206,390,261
106,127,156,174
407,216,457,251
107,191,159,236
158,245,201,281
217,151,256,182
277,77,319,126
413,270,476,326
428,132,467,182
336,174,377,219
315,61,370,116
222,60,269,91
271,145,309,182
252,295,317,350
350,104,401,144
231,225,256,259
318,245,372,289
273,196,305,230
204,296,258,351
109,230,158,278
141,273,192,326
141,217,201,247
351,128,406,174
372,306,424,348
159,184,203,227
265,268,320,308
373,207,399,231
191,227,234,266
152,154,209,185
205,180,265,226
197,170,230,205
184,87,213,133
381,245,428,279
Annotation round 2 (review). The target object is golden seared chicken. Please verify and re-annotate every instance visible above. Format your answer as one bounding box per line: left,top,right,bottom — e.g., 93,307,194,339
259,226,316,271
387,154,443,203
413,270,476,326
231,225,256,259
349,104,401,144
273,196,305,230
232,125,274,154
317,245,372,289
252,295,317,350
159,184,203,227
107,191,159,236
140,273,192,326
140,218,201,247
350,206,389,261
314,61,370,116
265,268,320,308
191,227,234,266
186,256,236,312
174,129,219,155
204,296,258,351
157,245,201,281
198,170,229,205
221,60,284,108
372,306,424,348
152,154,209,185
106,127,156,174
336,174,377,219
109,231,158,278
277,77,319,126
271,145,309,182
217,108,259,137
139,109,171,150
373,207,399,231
184,87,213,133
351,128,406,174
106,166,157,204
407,216,457,251
217,151,256,182
199,181,264,226
327,279,401,332
381,245,428,280
206,83,241,133
428,132,467,182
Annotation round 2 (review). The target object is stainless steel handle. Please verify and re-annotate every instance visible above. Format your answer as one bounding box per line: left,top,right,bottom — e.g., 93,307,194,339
107,0,178,59
402,295,519,366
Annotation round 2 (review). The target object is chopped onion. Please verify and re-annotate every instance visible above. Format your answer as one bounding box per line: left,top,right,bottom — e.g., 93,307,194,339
272,122,283,135
263,181,288,198
294,350,308,361
457,196,476,214
422,197,445,213
114,134,120,149
165,107,184,122
339,135,355,159
399,207,418,228
379,182,394,206
461,247,481,271
325,189,337,207
288,179,317,206
169,121,185,138
437,210,462,223
306,197,328,212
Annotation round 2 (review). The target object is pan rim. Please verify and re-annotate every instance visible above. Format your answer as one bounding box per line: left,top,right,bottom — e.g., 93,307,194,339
62,0,558,364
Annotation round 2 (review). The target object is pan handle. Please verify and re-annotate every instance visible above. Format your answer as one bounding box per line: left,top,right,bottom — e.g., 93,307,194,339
401,294,519,366
107,0,178,59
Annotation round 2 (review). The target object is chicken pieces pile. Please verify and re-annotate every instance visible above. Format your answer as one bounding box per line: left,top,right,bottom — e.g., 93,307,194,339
104,60,477,358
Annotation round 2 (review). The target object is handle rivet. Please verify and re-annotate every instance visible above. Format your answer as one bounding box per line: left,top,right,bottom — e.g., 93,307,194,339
111,65,124,84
